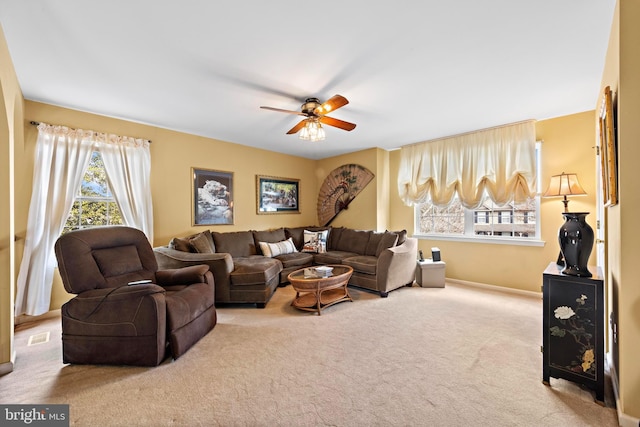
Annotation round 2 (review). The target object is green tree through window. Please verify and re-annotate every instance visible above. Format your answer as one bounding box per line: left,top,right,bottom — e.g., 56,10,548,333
63,151,123,233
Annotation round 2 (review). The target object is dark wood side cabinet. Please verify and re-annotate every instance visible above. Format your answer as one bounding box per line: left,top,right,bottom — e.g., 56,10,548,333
542,262,604,404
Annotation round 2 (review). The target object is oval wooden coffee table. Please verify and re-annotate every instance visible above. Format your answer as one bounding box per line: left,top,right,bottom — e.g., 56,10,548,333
288,265,353,315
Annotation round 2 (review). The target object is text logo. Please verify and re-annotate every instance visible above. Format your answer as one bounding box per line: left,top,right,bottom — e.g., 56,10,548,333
1,405,69,426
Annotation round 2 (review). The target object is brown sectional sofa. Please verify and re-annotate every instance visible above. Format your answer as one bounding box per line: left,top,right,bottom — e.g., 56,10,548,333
153,226,418,308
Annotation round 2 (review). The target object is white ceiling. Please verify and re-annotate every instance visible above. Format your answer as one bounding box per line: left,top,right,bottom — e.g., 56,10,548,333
0,1,616,159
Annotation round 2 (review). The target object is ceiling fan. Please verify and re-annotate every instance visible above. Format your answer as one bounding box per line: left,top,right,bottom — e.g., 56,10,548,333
260,95,356,139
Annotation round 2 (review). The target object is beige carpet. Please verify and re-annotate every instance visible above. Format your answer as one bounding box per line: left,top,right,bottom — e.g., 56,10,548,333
2,282,618,426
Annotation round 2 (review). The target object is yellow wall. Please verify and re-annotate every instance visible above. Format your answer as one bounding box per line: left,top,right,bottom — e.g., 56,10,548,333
0,25,23,373
389,111,598,293
24,102,321,244
600,0,640,418
22,101,333,309
21,104,597,301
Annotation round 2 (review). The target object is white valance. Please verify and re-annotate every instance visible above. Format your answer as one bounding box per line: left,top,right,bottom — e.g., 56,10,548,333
397,120,537,209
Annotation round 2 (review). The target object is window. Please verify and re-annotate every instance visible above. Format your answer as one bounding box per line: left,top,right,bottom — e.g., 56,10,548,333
62,151,123,233
472,198,537,237
417,197,465,234
415,194,539,241
414,143,542,244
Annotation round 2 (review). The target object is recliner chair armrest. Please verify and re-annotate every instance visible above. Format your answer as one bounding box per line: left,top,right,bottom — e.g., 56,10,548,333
74,283,165,299
64,284,166,328
156,264,210,286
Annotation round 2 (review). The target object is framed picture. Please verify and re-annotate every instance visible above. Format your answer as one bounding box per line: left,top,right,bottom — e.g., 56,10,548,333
599,86,618,207
256,175,300,214
192,168,234,225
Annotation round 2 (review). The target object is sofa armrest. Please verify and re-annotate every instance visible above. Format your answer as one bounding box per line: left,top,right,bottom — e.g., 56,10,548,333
153,246,234,302
376,237,418,292
156,264,210,286
154,247,233,272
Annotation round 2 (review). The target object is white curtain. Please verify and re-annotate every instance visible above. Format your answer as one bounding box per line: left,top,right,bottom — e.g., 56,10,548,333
15,123,153,316
398,120,537,209
15,125,94,316
99,135,153,243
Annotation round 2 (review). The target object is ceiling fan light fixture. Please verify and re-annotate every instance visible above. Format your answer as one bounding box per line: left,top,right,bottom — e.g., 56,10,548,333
299,118,325,142
261,94,354,140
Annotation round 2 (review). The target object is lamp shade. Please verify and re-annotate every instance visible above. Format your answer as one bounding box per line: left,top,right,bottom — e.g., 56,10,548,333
299,118,325,142
543,172,587,198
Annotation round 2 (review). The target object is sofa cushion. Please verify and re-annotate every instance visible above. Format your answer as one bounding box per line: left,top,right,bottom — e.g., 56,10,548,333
327,227,344,250
189,231,216,254
376,232,399,257
335,228,371,254
314,250,359,265
365,232,384,256
364,231,398,256
253,228,287,252
230,256,282,286
342,255,377,275
274,252,314,269
212,231,256,258
259,238,297,258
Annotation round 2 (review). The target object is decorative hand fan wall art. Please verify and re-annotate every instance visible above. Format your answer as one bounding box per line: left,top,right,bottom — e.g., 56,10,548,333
317,164,374,226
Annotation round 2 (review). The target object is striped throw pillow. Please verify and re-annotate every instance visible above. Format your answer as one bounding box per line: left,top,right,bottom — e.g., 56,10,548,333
259,238,298,258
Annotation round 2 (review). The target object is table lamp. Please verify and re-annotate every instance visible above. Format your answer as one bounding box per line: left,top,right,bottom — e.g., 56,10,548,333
543,172,593,277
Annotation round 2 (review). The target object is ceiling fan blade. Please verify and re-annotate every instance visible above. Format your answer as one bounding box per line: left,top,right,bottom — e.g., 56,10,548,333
319,116,356,131
315,94,349,115
260,106,305,115
286,120,307,134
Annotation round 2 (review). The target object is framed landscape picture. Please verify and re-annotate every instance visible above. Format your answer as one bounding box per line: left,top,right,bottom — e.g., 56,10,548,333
256,175,300,214
599,86,618,207
192,168,234,225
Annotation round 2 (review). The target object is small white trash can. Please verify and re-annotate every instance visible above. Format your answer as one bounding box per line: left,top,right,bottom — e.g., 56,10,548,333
416,260,446,288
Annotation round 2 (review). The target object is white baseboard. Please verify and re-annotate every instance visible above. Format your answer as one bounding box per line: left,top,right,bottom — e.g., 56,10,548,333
446,278,542,299
608,353,640,427
0,350,16,376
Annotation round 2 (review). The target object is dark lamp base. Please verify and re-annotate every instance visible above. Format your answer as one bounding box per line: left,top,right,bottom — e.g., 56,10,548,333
558,212,594,278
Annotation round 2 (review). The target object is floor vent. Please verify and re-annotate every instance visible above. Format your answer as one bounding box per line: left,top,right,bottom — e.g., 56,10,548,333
27,332,50,346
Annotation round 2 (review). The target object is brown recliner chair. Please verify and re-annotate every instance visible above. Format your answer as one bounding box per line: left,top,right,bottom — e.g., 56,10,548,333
54,226,217,366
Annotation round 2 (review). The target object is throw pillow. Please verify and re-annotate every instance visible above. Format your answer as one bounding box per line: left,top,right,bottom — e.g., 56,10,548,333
189,232,216,254
387,229,407,245
259,238,297,258
302,229,329,253
169,236,193,252
395,229,407,245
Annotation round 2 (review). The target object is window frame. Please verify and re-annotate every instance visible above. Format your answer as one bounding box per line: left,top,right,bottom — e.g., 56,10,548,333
62,151,123,234
413,142,544,247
